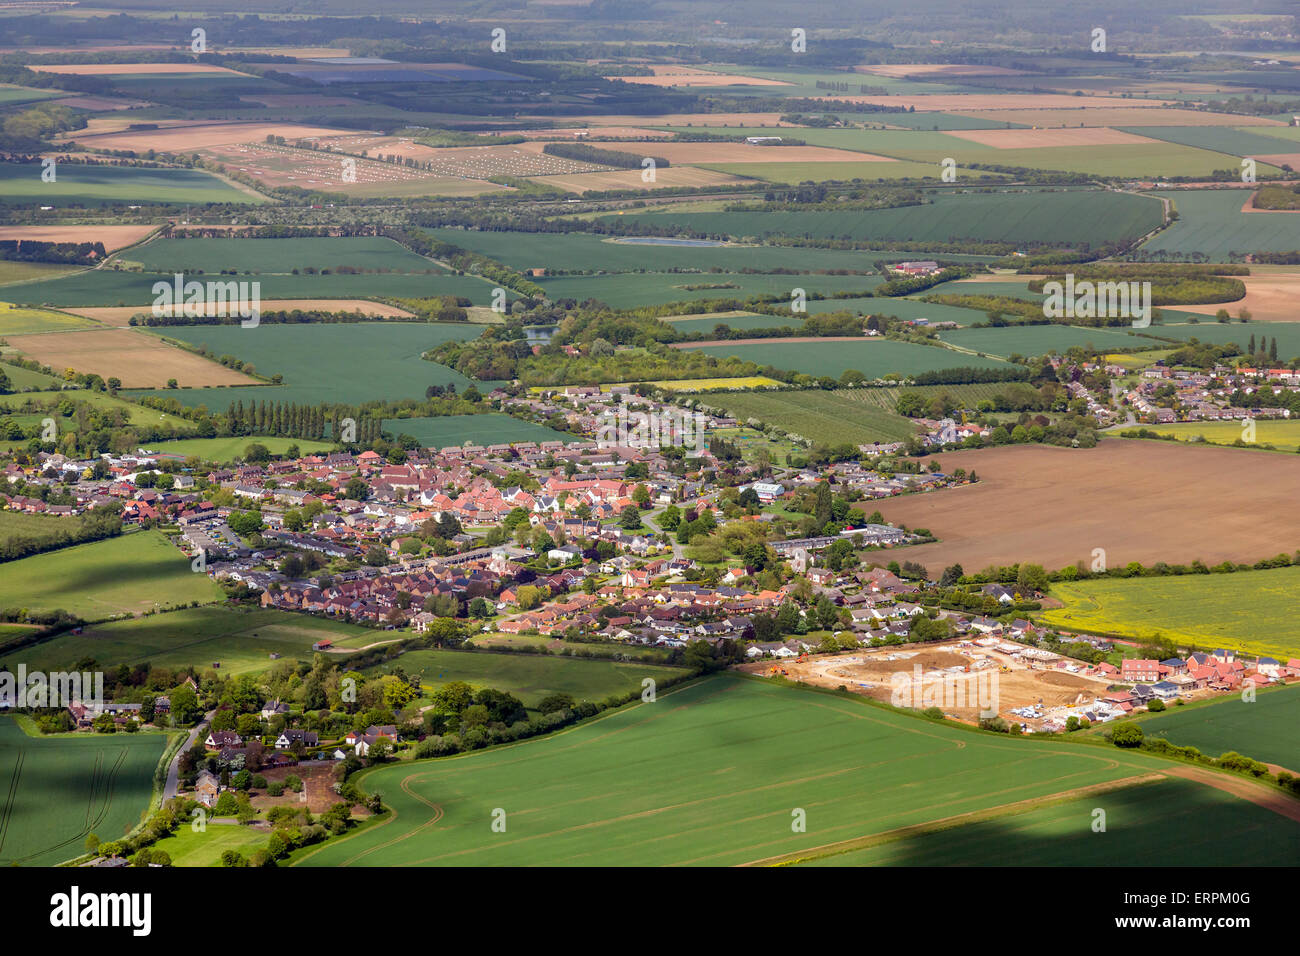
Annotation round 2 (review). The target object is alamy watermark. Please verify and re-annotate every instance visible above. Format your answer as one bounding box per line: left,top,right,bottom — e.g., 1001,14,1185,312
0,665,103,709
1042,274,1151,328
595,401,708,451
153,273,261,328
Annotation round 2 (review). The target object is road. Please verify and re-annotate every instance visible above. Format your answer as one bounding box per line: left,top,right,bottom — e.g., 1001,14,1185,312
161,709,215,807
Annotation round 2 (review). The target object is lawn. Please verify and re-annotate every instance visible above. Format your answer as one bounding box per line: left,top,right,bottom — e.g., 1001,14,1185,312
678,338,1009,378
136,821,270,867
0,162,261,206
0,716,167,866
1114,685,1299,771
0,606,379,675
145,435,337,463
0,530,224,620
1040,566,1300,661
362,648,686,711
382,414,572,448
293,674,1285,867
797,775,1298,866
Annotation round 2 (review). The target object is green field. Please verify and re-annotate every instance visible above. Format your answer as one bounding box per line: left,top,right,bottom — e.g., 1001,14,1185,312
663,311,788,334
125,322,486,408
597,189,1164,247
1120,125,1300,157
1119,686,1299,771
1041,566,1300,661
0,717,167,866
469,632,672,662
703,388,919,445
701,160,993,184
126,237,445,275
1139,189,1300,259
0,162,260,207
0,509,91,554
363,648,685,711
798,776,1298,866
1140,321,1300,362
7,266,496,308
0,530,223,620
0,388,198,435
678,337,1008,378
0,302,97,335
537,273,881,310
145,821,272,867
293,674,1285,867
1120,419,1300,452
0,261,82,286
383,414,571,448
938,324,1148,358
146,435,336,463
0,606,380,675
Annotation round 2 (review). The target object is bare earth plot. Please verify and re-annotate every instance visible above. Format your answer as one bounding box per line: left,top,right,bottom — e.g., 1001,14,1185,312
6,328,259,387
1178,273,1300,322
1254,153,1300,170
805,94,1174,111
877,442,1300,573
0,224,158,251
607,67,791,87
950,107,1284,127
594,141,896,164
60,120,363,153
855,64,1034,78
529,167,751,193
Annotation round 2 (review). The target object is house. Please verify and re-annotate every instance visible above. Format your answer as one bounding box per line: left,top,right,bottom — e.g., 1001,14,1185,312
260,699,289,720
275,729,319,750
205,730,243,750
194,770,220,808
1121,659,1161,684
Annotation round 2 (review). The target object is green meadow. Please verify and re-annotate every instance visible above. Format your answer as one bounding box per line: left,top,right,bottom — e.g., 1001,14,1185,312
125,236,446,275
1139,189,1300,259
0,162,260,207
144,435,336,463
1119,686,1299,771
383,414,571,448
678,337,1008,378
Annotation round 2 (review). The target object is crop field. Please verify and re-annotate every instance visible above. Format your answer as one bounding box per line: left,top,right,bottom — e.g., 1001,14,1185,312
1175,273,1300,324
125,237,445,274
938,324,1148,358
947,107,1281,127
469,633,672,662
363,648,685,711
1139,189,1300,259
797,776,1298,866
0,388,197,435
383,414,571,447
0,162,261,206
0,261,81,286
531,167,751,193
698,159,967,184
6,327,261,388
292,674,1286,867
0,362,60,390
662,311,783,334
6,266,496,308
877,441,1300,576
126,322,485,408
145,435,336,462
702,389,919,445
0,717,167,867
1040,566,1300,662
1143,321,1300,359
421,228,882,274
0,303,97,335
677,337,1008,378
1120,419,1300,452
536,273,880,310
67,300,415,327
0,530,223,620
0,224,158,251
0,606,377,676
829,297,989,325
1119,686,1300,772
598,189,1163,246
0,509,86,555
1119,125,1300,156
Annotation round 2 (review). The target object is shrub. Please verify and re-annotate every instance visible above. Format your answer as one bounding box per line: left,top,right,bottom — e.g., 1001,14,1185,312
1111,723,1144,747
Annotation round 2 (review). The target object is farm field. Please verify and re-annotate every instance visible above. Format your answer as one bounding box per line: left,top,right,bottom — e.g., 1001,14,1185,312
126,322,486,408
469,633,673,662
1143,321,1300,359
5,327,262,388
1175,273,1300,323
1117,686,1300,772
145,435,336,462
0,302,98,335
0,388,198,435
0,717,167,867
124,237,445,274
0,261,81,286
1117,419,1300,452
701,388,919,445
5,267,496,308
676,337,1008,378
536,273,880,310
363,648,685,711
948,107,1284,127
0,224,158,251
293,674,1287,867
0,162,261,206
662,311,782,334
598,189,1164,246
0,509,87,555
831,297,989,325
1118,125,1300,156
797,776,1298,866
1139,189,1300,259
0,606,378,676
528,167,749,193
1040,567,1300,662
0,530,223,620
938,324,1149,358
877,442,1300,576
382,414,571,448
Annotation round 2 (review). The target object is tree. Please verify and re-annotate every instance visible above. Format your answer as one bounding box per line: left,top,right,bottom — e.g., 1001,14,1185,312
619,505,643,530
1016,563,1049,594
939,563,964,587
244,442,271,463
1111,722,1144,748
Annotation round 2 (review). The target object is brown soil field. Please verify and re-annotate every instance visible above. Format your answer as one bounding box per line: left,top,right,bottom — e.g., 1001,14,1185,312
6,328,259,387
29,62,250,76
806,93,1173,111
61,120,360,153
506,126,674,140
946,127,1161,148
949,107,1283,127
255,763,350,814
1179,274,1300,322
528,166,750,193
876,441,1300,571
855,64,1033,77
0,224,158,251
592,141,894,164
67,299,414,326
1252,153,1300,171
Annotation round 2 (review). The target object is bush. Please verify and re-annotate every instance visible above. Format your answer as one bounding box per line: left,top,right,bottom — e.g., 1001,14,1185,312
1146,698,1166,712
1111,722,1144,747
